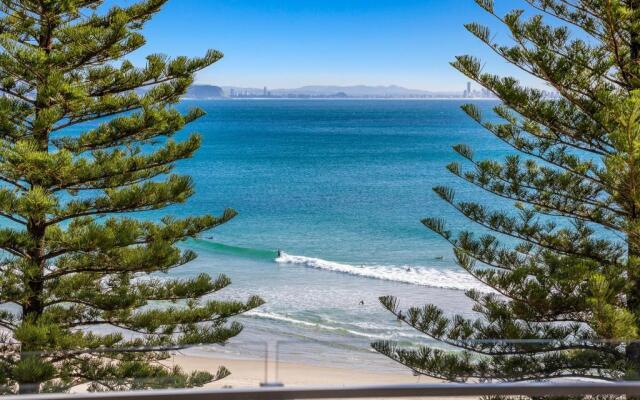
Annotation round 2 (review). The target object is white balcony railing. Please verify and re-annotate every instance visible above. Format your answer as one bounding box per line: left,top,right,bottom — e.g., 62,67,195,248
7,382,640,400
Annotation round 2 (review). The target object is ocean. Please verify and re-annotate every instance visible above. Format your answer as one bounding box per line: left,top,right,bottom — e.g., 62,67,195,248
143,99,509,372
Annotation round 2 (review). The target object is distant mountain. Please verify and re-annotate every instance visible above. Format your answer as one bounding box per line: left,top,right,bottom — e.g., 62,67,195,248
184,85,224,99
273,85,436,97
219,84,464,98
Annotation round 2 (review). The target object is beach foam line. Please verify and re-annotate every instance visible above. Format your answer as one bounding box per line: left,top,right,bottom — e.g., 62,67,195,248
245,310,423,341
275,252,491,292
247,310,379,339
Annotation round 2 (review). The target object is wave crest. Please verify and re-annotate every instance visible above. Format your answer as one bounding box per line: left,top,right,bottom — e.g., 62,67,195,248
275,252,490,292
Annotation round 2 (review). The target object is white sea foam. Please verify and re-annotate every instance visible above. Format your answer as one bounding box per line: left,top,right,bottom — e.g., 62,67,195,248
275,252,491,292
246,310,421,341
246,310,378,338
246,310,321,329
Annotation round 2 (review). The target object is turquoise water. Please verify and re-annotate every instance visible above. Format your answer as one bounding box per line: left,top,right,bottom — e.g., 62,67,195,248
175,99,507,265
149,99,510,370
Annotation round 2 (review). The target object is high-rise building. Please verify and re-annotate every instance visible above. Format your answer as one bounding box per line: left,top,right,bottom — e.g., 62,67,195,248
263,86,268,96
466,81,472,97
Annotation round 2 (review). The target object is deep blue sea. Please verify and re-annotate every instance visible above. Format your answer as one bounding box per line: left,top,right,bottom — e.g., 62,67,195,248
146,99,509,370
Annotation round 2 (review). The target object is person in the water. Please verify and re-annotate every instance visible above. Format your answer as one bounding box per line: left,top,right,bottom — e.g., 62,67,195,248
277,249,282,258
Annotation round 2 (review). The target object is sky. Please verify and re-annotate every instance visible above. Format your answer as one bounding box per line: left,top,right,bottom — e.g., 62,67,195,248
123,0,546,91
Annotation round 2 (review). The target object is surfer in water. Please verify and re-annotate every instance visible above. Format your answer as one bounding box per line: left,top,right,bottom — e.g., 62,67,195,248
277,249,282,258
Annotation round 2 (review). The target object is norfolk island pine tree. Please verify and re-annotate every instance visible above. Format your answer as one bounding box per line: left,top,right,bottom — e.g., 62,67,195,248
373,0,640,383
0,0,264,393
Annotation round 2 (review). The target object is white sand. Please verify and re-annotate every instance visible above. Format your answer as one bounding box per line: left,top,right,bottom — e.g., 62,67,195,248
69,353,475,400
166,353,435,388
166,355,479,400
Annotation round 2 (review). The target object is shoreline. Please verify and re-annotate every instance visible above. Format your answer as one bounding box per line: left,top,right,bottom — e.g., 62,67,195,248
165,353,434,388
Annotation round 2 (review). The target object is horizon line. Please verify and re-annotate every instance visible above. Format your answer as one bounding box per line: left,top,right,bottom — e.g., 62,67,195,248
192,82,554,93
194,82,464,92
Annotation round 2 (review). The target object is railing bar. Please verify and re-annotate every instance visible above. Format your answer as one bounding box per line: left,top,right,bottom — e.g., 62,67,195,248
7,382,640,400
275,340,280,384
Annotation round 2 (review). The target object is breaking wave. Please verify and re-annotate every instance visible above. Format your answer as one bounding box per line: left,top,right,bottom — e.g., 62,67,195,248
275,252,490,292
191,240,490,292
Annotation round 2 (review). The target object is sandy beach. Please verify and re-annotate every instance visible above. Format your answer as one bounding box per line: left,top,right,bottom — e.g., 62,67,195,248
159,354,481,400
166,353,434,388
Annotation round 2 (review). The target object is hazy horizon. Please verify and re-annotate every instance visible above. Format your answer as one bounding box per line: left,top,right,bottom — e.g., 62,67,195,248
201,83,465,92
125,0,548,92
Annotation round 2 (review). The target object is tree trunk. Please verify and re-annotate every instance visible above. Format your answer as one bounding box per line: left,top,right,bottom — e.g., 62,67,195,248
16,6,55,392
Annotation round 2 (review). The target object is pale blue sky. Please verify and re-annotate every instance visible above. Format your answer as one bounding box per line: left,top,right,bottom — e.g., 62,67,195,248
124,0,545,91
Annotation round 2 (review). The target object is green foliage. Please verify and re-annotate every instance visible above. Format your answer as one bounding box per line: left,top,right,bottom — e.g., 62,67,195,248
374,0,640,384
0,0,264,393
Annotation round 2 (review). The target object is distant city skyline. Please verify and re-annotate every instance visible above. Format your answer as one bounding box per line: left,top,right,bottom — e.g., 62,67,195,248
221,82,483,95
130,1,550,91
184,82,559,100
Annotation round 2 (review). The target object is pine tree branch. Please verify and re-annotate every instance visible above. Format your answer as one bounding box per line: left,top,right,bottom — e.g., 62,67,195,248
459,153,621,219
504,32,613,143
0,175,28,192
50,153,181,192
44,238,152,260
51,92,175,132
88,75,182,98
490,10,612,105
373,343,620,382
458,27,614,153
601,1,637,87
523,0,606,41
445,197,618,265
385,301,611,356
457,64,612,155
458,29,611,151
471,112,606,187
558,0,601,20
42,256,188,280
451,166,622,231
0,87,34,105
492,4,623,89
46,198,186,226
0,212,26,226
